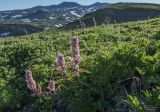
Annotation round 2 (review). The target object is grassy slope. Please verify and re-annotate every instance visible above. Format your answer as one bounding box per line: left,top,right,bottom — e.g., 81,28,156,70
64,3,160,29
0,18,160,111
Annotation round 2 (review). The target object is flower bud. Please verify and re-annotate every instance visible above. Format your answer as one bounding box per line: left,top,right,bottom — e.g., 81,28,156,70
47,80,56,92
56,53,66,73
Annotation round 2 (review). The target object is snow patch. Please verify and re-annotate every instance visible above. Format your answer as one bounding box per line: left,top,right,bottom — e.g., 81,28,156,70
0,32,11,37
70,11,82,17
66,7,77,10
55,24,63,27
66,17,72,22
89,7,95,10
66,17,70,20
21,19,31,22
45,27,50,30
22,11,27,14
49,17,55,19
11,14,23,19
34,19,39,20
0,15,8,18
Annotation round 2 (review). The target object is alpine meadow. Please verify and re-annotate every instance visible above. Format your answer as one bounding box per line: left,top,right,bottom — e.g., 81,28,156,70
0,2,160,112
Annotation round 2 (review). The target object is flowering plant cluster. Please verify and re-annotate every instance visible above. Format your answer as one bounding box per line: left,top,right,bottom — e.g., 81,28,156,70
25,70,56,95
25,37,81,95
25,70,42,95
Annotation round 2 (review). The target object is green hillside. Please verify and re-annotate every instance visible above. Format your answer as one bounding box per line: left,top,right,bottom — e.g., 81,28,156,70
64,3,160,29
0,24,43,37
0,18,160,112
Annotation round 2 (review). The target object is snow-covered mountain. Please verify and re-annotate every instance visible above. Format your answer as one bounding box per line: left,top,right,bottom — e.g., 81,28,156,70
0,2,111,28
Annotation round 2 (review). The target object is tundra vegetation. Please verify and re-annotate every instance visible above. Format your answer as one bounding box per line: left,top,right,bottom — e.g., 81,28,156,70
0,18,160,112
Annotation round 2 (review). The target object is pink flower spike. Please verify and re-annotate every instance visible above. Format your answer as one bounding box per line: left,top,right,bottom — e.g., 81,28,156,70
25,70,41,95
71,37,81,76
56,53,66,73
47,80,56,92
25,70,32,80
71,37,79,46
71,37,80,60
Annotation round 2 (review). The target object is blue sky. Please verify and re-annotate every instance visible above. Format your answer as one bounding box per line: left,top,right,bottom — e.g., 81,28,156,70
0,0,160,11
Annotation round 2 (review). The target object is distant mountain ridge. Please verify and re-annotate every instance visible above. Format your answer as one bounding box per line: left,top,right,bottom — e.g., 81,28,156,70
57,2,81,8
0,2,111,37
2,2,160,37
0,2,111,25
64,3,160,29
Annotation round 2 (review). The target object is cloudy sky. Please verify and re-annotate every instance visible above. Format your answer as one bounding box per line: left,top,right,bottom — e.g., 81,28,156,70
0,0,160,11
